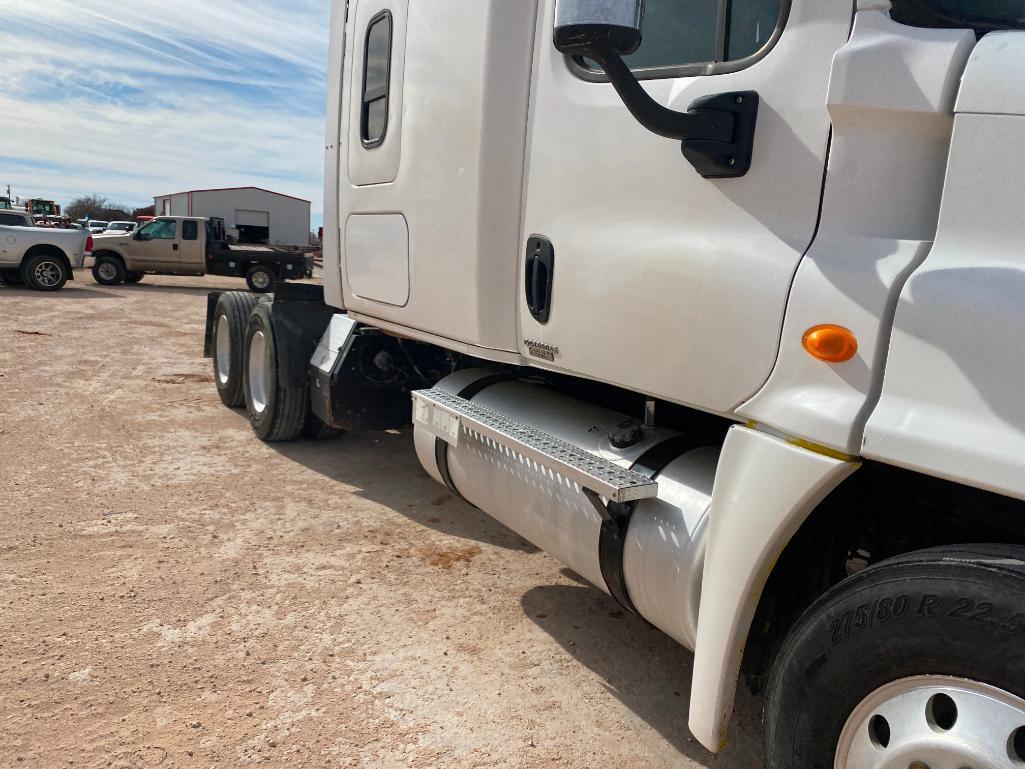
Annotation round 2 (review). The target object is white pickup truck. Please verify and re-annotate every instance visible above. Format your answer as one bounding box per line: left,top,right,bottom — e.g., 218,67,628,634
0,209,91,291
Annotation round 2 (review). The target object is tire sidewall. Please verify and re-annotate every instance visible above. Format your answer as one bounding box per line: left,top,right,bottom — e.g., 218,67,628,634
23,254,69,291
92,256,125,285
246,265,276,293
764,554,1025,769
243,304,278,437
213,292,258,408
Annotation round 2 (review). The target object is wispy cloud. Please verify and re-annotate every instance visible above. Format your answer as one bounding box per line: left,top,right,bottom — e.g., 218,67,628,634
0,0,330,218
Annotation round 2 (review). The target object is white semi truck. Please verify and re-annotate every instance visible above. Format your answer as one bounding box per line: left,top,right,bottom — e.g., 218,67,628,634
205,1,1025,765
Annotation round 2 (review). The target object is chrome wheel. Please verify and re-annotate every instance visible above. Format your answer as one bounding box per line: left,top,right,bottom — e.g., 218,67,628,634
250,269,271,291
835,676,1025,769
248,330,270,414
97,261,118,282
33,260,63,288
214,314,231,386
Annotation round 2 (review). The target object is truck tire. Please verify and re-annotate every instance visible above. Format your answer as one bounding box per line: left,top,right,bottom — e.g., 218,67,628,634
243,301,307,442
92,255,126,285
21,252,70,291
212,291,260,408
764,544,1025,769
0,269,23,287
124,271,145,284
246,264,276,293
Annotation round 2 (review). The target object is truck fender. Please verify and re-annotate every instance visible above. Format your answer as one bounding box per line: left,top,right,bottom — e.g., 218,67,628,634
91,246,128,266
688,426,858,752
22,245,74,281
268,284,336,390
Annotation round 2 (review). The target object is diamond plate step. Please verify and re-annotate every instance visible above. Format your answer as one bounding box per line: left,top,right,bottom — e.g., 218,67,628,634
412,388,658,504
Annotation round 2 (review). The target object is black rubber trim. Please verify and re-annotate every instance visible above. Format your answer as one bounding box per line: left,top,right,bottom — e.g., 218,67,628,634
203,291,223,358
598,433,712,617
433,374,521,501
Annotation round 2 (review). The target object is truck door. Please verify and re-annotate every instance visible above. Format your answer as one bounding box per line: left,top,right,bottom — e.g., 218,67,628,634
130,218,179,271
178,219,204,273
520,0,854,414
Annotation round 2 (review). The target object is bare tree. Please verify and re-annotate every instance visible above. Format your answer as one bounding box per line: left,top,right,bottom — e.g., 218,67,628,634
65,195,133,222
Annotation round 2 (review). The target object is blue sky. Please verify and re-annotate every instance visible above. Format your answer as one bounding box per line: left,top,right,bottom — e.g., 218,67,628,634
0,0,331,227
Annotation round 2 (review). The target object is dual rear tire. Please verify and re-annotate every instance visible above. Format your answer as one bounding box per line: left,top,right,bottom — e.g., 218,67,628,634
212,291,260,407
243,301,309,441
211,291,339,442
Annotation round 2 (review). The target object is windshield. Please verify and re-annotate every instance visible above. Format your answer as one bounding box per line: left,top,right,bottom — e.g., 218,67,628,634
89,221,109,228
107,223,131,231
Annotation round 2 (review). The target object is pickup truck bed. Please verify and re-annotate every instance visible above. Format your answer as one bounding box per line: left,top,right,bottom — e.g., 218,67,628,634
0,221,90,291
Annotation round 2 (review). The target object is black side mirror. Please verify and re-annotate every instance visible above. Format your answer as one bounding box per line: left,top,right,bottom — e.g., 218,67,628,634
552,0,758,179
553,0,644,57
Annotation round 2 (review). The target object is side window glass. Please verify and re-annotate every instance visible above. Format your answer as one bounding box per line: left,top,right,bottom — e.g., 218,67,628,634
728,0,784,60
150,220,178,240
361,12,393,148
624,0,718,70
182,220,198,241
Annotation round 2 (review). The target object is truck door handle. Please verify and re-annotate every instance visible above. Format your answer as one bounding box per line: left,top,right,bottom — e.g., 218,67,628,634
172,243,179,251
525,236,555,324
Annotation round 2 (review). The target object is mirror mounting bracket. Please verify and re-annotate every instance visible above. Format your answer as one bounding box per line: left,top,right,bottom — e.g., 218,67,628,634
569,41,759,179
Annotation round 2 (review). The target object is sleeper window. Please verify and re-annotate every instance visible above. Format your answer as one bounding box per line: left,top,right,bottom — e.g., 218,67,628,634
361,12,392,147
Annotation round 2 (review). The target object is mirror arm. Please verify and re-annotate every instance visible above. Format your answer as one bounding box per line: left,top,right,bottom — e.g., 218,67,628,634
587,42,735,143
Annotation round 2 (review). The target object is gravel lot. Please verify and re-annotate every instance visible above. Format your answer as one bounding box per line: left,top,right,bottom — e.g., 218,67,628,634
0,273,761,768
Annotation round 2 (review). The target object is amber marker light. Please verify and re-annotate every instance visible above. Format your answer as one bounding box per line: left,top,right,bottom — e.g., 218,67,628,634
803,325,858,363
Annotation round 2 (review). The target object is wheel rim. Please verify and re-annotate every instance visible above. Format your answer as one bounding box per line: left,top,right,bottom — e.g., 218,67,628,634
33,260,63,287
835,675,1025,769
97,262,118,281
248,330,270,414
251,270,271,290
214,315,231,386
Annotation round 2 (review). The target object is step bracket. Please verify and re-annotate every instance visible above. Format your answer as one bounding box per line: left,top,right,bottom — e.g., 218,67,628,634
412,388,659,504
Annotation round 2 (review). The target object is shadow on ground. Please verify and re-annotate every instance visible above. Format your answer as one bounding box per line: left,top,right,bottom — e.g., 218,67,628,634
270,422,764,766
269,424,538,554
522,580,764,766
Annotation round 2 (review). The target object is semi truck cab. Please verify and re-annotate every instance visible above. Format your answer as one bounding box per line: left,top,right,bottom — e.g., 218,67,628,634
205,1,1025,766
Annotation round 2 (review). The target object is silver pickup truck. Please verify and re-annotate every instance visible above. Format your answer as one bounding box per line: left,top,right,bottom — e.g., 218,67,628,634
0,209,91,291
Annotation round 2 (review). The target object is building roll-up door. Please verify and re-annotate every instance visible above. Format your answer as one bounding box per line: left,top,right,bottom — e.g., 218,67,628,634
236,209,270,244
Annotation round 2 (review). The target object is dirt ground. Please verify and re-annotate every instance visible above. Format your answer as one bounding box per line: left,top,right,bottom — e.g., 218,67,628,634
0,273,762,768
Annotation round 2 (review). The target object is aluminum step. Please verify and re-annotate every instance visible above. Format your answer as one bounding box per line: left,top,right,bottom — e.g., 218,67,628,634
412,388,659,504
